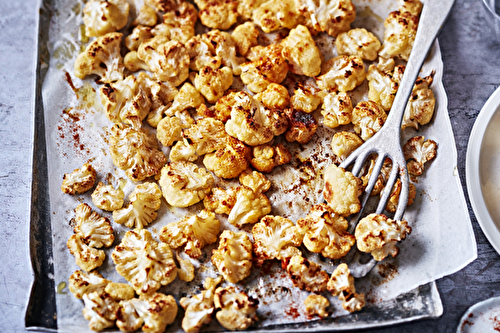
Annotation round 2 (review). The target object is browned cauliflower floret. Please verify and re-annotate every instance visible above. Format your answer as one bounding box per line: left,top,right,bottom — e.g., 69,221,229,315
355,213,411,261
254,83,290,110
321,92,353,128
74,33,124,83
281,25,322,77
232,22,259,57
228,186,272,227
186,35,222,71
109,124,167,182
125,26,153,51
252,215,304,264
203,186,238,215
82,288,119,331
237,0,269,21
132,5,158,27
402,75,436,130
112,229,177,294
361,157,392,196
198,91,235,123
67,234,106,272
112,182,162,230
351,100,388,141
285,109,318,144
404,136,438,176
165,82,205,116
252,0,301,33
194,66,233,103
61,163,96,195
151,2,198,43
73,203,114,248
316,55,366,93
251,144,292,173
290,83,323,113
323,164,363,216
159,209,220,259
116,292,178,333
297,204,355,259
212,230,253,283
83,0,129,37
327,263,365,313
304,294,330,318
91,182,124,211
295,0,356,37
156,111,194,147
399,0,423,16
140,73,180,127
145,0,179,12
330,131,363,164
104,282,135,301
180,276,223,333
69,270,110,299
286,254,329,293
239,169,271,194
203,30,245,75
335,28,381,61
379,10,419,61
366,64,402,112
176,251,195,282
203,136,252,179
159,161,214,207
385,179,417,213
124,51,151,72
214,286,259,330
195,0,238,30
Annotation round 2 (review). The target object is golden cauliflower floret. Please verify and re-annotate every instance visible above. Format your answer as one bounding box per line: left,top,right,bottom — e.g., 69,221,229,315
176,251,195,282
385,179,417,213
74,32,124,83
82,288,119,331
156,112,193,147
151,2,198,44
212,230,253,283
145,0,179,12
281,25,322,77
403,136,438,176
109,124,167,182
186,35,222,71
254,83,290,110
286,254,329,293
159,161,214,207
398,0,423,16
290,83,323,113
321,92,353,128
74,203,114,248
335,28,381,61
361,157,392,196
159,209,220,259
61,163,96,195
198,91,236,123
402,75,436,130
351,100,388,141
125,26,153,51
194,65,233,103
91,182,124,211
132,5,158,27
232,22,259,57
251,143,291,173
379,10,419,61
195,0,239,30
295,0,356,37
297,204,355,259
116,293,178,333
330,131,363,164
214,286,259,331
180,276,223,333
140,72,180,127
327,263,365,313
366,64,401,112
323,164,363,216
137,35,190,85
203,136,252,179
316,55,366,93
228,186,272,227
252,215,304,264
285,109,318,144
203,30,245,75
112,182,162,230
239,169,271,194
105,282,135,301
124,51,151,72
203,186,238,215
237,0,269,21
165,82,205,117
252,0,301,33
83,0,129,37
67,234,106,272
112,229,177,294
69,270,110,299
304,294,330,318
355,213,411,261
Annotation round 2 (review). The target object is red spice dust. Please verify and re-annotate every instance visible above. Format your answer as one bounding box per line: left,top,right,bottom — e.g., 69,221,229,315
285,305,301,319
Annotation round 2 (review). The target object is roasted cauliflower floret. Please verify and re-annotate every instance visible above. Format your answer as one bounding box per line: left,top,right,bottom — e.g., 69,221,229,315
82,288,119,331
203,30,245,75
379,10,419,61
203,186,238,215
403,136,438,176
74,32,124,83
398,0,423,16
254,83,290,110
132,5,158,27
198,91,234,123
290,83,323,113
112,229,177,294
109,124,167,182
355,213,411,261
125,26,153,52
385,179,417,213
124,51,151,72
250,144,291,173
194,66,233,104
252,215,304,264
186,35,221,71
237,0,269,20
140,73,179,127
351,100,388,141
156,112,193,147
105,282,135,301
232,22,259,56
316,55,366,93
285,109,318,144
214,286,259,331
176,251,195,282
239,169,271,194
180,276,223,333
61,163,96,195
330,131,363,164
281,25,322,77
112,182,162,230
195,0,238,30
228,186,272,227
212,230,253,283
73,203,114,248
335,28,381,61
360,157,392,196
327,263,365,313
203,136,251,179
252,0,301,33
295,0,356,37
286,254,329,293
151,2,198,43
91,182,124,211
67,234,106,272
165,82,205,115
323,164,363,216
83,0,129,37
366,64,402,112
321,92,353,128
159,209,220,259
145,0,179,12
69,270,110,299
304,295,330,318
402,75,436,130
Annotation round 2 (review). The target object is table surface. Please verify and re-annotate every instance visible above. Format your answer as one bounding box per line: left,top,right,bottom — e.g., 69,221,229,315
1,0,499,332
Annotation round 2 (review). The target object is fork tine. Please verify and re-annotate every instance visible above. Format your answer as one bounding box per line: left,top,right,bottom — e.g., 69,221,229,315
376,161,399,214
394,166,409,220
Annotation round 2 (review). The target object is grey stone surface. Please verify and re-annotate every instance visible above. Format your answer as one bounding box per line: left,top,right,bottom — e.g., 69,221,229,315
1,0,499,332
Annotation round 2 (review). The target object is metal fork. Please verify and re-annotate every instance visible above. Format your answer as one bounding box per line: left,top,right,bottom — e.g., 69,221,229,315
331,0,456,278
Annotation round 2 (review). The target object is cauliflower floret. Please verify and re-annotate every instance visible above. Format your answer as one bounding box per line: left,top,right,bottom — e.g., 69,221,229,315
254,83,290,110
61,163,96,195
295,0,356,37
151,2,198,43
194,0,239,30
398,0,423,16
321,92,353,128
180,276,223,333
403,136,438,176
104,282,136,301
69,270,110,299
176,251,195,282
165,82,205,115
327,263,365,313
186,35,222,71
194,66,233,103
335,28,381,61
330,131,363,164
198,91,236,123
323,164,363,216
203,136,252,179
239,169,271,194
112,182,162,230
74,32,124,83
132,5,158,26
116,293,178,333
212,230,253,283
355,213,411,261
137,35,190,85
304,295,330,318
252,215,304,264
73,203,114,248
140,72,179,127
124,51,151,72
281,25,322,77
316,55,366,93
91,182,124,211
361,157,392,196
159,161,214,207
232,22,259,56
125,26,153,51
145,0,179,12
83,0,129,37
285,109,318,144
290,83,323,113
159,209,220,259
385,179,417,213
297,204,355,259
112,229,177,294
402,75,436,130
286,254,329,293
156,112,194,147
67,234,105,272
351,100,388,141
203,186,238,215
82,289,119,331
250,143,291,173
366,64,402,112
214,286,259,330
237,0,269,20
109,124,167,182
379,10,419,61
228,186,272,227
203,30,245,75
252,0,301,33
